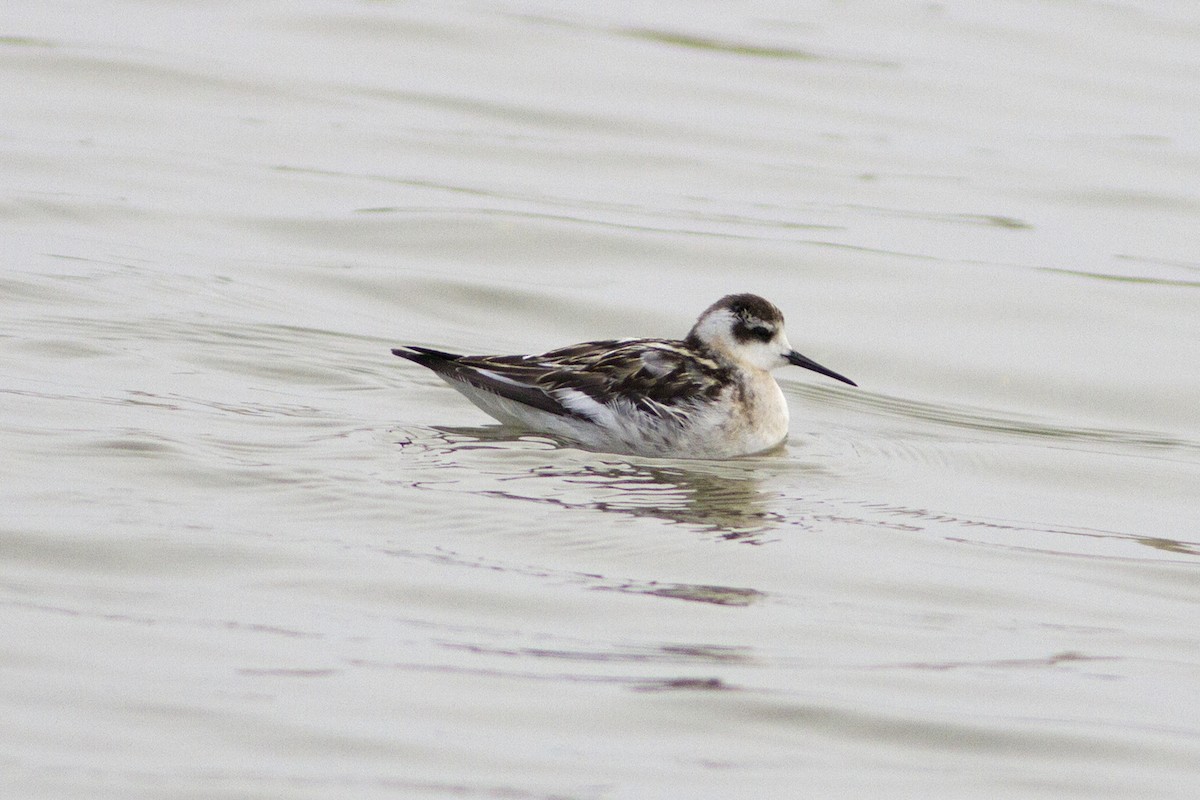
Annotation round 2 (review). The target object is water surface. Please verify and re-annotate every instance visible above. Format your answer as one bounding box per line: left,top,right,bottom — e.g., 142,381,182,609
2,2,1199,798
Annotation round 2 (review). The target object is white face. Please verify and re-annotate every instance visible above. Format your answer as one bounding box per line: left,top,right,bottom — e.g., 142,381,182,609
739,329,794,371
692,308,793,371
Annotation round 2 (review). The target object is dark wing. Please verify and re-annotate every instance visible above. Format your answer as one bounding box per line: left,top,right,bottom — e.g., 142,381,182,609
392,346,572,417
393,340,731,425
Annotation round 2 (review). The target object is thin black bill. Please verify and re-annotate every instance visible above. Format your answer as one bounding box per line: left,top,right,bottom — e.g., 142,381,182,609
785,350,857,387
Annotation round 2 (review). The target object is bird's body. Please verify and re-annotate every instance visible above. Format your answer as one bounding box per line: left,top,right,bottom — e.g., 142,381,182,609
392,294,855,459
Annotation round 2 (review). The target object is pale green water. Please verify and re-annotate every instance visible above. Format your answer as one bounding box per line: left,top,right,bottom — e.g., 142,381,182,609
2,2,1199,798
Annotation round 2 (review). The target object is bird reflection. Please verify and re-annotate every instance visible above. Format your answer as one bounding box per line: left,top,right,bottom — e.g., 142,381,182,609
427,424,787,542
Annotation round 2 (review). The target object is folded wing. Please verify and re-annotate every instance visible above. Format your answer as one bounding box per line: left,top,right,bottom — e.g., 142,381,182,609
393,340,731,427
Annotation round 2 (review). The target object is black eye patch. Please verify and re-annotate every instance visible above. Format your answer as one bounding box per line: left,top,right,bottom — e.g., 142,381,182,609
733,320,776,343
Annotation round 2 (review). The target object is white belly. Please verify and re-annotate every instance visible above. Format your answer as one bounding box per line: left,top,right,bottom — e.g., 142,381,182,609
439,371,790,459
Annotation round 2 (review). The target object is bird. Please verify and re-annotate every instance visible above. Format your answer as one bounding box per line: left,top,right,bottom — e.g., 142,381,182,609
392,293,856,459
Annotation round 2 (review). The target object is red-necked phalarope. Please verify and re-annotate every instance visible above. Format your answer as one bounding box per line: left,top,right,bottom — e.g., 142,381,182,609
392,293,856,459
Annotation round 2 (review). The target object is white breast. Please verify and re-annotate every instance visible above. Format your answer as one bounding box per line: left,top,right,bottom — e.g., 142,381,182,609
438,367,791,459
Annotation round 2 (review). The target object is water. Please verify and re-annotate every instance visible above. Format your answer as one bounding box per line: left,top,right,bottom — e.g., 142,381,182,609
3,1,1199,798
